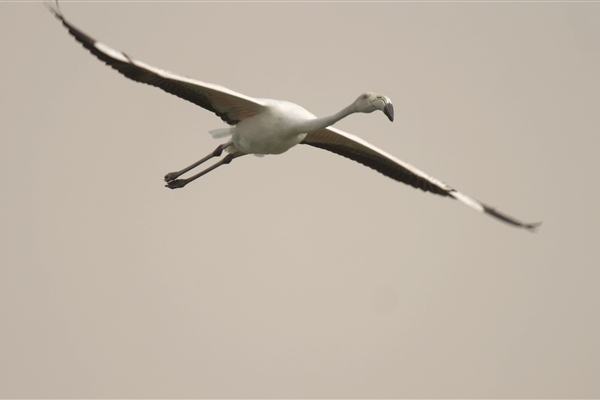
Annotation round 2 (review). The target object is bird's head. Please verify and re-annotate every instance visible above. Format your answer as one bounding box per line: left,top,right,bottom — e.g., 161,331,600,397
355,92,394,122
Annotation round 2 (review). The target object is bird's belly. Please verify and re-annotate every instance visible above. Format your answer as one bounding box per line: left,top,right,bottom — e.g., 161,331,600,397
233,114,307,155
234,131,306,154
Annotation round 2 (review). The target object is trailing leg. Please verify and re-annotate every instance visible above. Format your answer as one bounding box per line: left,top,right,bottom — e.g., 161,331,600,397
164,141,231,183
165,152,247,189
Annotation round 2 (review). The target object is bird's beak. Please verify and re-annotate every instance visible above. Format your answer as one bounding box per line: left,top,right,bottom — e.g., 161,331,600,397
383,103,394,122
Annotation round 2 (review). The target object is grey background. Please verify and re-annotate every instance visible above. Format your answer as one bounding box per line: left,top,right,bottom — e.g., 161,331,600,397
1,1,599,397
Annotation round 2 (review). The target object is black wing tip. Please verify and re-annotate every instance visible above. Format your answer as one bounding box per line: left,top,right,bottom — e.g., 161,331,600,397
483,205,542,232
524,221,543,233
44,0,63,20
47,0,98,49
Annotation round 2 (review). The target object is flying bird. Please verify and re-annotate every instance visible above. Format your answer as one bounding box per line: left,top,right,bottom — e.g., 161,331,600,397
47,2,541,231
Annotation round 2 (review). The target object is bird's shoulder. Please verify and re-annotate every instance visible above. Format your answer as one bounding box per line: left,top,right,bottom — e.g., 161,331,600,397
257,98,316,120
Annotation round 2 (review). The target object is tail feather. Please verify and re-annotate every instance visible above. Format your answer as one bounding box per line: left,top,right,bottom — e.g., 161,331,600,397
209,128,233,139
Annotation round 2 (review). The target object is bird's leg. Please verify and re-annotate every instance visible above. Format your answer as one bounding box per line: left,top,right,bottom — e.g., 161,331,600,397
166,152,247,189
164,141,231,183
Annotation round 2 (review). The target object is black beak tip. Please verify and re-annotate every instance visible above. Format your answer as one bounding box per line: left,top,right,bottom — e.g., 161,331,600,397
384,103,394,122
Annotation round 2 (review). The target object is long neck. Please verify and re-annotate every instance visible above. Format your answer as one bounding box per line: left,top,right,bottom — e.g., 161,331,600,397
297,102,357,133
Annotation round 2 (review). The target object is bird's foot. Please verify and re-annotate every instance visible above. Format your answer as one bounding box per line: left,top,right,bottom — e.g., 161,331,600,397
165,179,187,189
164,172,180,182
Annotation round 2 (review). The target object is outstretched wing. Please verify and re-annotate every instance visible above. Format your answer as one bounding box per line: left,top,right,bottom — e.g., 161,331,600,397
48,4,266,125
302,126,541,231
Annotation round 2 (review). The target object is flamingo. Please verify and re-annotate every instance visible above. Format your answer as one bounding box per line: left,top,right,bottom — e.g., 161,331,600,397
47,3,541,231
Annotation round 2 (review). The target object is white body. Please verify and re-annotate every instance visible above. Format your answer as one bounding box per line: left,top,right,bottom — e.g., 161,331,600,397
231,100,313,155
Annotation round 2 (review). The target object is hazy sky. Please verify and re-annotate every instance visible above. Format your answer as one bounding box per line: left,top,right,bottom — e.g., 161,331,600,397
1,1,599,398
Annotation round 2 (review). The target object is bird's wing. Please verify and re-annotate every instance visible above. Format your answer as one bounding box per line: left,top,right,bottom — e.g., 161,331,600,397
48,5,266,125
301,126,541,231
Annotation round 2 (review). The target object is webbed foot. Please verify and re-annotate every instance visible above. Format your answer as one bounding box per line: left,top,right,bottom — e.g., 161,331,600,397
165,179,187,189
